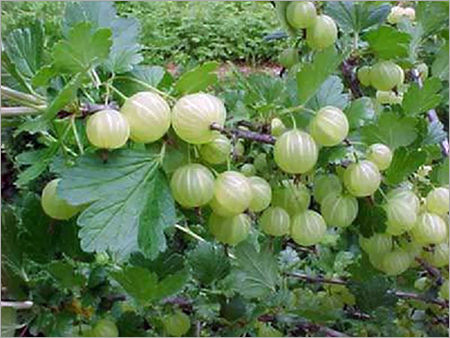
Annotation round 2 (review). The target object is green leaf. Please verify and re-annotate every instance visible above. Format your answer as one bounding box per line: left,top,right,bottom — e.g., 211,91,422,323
361,112,418,149
324,2,390,33
422,120,447,146
307,75,349,111
348,276,396,312
63,2,142,73
1,205,22,268
355,199,387,237
291,288,342,321
402,78,442,116
416,1,449,36
189,242,231,285
231,242,278,298
32,65,58,88
47,261,85,289
15,144,58,187
3,20,44,78
43,73,84,120
59,149,168,258
384,147,427,185
114,65,173,98
174,61,219,94
2,51,33,93
110,266,188,306
138,171,176,259
430,160,449,186
344,96,375,129
297,47,344,104
52,22,112,74
432,42,449,81
364,26,411,59
130,252,185,279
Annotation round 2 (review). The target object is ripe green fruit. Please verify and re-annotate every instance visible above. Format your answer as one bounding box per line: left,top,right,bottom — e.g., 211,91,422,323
359,233,392,256
260,207,290,236
306,15,338,50
272,181,311,216
286,1,317,29
381,249,411,276
367,143,393,170
313,174,342,204
422,242,449,267
86,109,130,149
411,212,448,245
210,171,253,216
426,187,449,215
172,93,226,144
240,163,256,177
234,141,245,157
91,319,118,337
368,252,385,271
291,210,327,246
209,213,251,245
439,280,449,300
387,6,404,24
271,118,286,137
279,48,299,68
370,61,404,91
170,164,214,208
248,176,272,212
385,197,418,236
274,129,318,174
387,188,420,213
41,179,80,220
320,192,358,228
357,66,371,86
120,91,170,143
375,90,403,105
309,106,349,147
163,311,191,337
343,160,381,197
199,132,232,165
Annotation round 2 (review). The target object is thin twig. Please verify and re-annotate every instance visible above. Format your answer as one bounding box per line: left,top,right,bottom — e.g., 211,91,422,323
174,224,206,242
415,257,443,284
288,272,347,285
1,106,46,116
393,291,448,308
210,122,276,145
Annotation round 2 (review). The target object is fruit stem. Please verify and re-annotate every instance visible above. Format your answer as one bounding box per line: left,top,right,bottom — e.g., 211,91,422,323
113,76,175,101
71,115,84,155
108,84,129,102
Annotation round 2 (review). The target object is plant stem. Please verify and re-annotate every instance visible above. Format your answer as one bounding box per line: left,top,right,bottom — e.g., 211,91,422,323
108,84,129,102
174,224,206,242
1,301,33,309
1,106,46,116
278,105,316,116
1,86,46,106
71,115,84,155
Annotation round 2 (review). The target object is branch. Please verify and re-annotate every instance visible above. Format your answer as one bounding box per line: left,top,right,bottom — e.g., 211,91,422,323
0,106,45,116
288,272,448,309
210,122,276,145
415,257,443,284
341,57,363,99
1,86,46,106
410,69,449,157
1,301,33,309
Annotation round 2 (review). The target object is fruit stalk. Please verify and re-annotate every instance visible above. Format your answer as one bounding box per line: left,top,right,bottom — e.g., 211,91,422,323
410,69,449,157
210,122,276,145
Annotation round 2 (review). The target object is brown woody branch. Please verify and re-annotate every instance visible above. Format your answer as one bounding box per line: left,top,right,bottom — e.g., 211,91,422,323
210,122,276,145
341,57,363,99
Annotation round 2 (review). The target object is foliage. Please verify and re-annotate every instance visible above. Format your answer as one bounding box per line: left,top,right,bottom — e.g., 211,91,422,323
1,1,449,337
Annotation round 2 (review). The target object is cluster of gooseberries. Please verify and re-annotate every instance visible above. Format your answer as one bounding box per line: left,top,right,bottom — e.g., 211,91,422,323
357,60,405,105
279,1,338,68
40,88,449,286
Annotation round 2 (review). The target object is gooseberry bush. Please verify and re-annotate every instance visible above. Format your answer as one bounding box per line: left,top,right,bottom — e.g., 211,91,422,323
1,1,449,337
